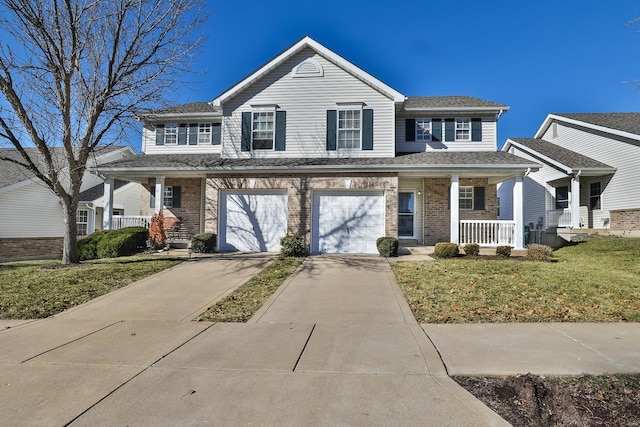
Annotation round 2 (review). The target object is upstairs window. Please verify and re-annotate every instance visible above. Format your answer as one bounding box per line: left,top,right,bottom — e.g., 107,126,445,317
165,124,178,144
338,109,361,149
416,119,431,141
198,123,211,144
590,182,602,210
455,119,470,141
252,111,275,150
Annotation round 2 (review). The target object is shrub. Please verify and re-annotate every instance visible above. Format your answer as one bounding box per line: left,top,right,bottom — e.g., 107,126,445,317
77,230,108,261
376,237,399,257
526,243,554,262
496,245,512,257
280,233,307,258
191,233,216,253
434,242,459,258
463,243,480,256
113,227,148,248
149,212,166,249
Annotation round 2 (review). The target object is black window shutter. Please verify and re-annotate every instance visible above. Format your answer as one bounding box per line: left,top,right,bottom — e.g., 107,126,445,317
432,119,442,142
212,123,221,145
188,124,198,145
405,118,415,142
241,112,252,152
326,110,337,151
275,111,286,151
173,186,181,208
178,124,187,145
150,186,155,208
362,109,373,150
471,118,482,141
474,186,485,210
155,124,165,145
447,186,451,210
444,119,455,141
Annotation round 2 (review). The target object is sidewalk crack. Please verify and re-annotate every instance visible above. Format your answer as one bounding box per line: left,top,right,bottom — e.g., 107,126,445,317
292,324,316,372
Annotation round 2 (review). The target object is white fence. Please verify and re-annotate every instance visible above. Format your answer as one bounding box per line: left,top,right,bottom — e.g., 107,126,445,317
547,209,572,227
459,220,516,246
112,215,152,230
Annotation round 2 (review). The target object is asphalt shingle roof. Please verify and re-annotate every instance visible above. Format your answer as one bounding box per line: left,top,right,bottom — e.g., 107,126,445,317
95,151,538,173
553,113,640,136
509,138,615,171
404,96,509,110
141,102,220,116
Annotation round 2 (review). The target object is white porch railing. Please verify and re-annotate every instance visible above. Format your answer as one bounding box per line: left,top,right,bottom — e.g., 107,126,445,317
112,215,152,230
459,220,516,246
547,209,572,227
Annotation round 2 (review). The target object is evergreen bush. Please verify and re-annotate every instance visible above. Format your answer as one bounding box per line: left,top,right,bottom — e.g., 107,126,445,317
434,242,459,258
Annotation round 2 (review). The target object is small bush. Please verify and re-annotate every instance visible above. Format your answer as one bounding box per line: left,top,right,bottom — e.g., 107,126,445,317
526,243,554,262
463,243,480,256
77,230,108,261
434,242,459,258
496,245,512,257
149,212,166,249
78,227,148,260
280,233,307,257
376,237,399,257
192,233,216,253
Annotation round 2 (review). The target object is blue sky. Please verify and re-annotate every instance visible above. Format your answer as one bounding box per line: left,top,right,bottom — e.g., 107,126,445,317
172,0,640,149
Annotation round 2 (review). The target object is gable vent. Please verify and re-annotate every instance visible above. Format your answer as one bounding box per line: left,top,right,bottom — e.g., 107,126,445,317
292,58,324,78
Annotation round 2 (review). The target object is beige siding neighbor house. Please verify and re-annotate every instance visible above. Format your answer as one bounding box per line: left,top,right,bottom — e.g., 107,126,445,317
499,113,640,244
97,36,538,254
0,146,142,261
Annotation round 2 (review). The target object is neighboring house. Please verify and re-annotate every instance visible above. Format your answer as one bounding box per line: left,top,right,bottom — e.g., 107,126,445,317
499,113,640,244
0,146,142,261
96,36,539,254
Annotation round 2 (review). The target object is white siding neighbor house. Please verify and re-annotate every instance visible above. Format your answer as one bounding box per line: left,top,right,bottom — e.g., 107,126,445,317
498,113,640,244
96,36,539,254
0,146,142,260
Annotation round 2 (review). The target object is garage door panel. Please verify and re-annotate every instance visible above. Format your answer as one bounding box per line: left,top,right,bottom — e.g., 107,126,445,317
220,192,287,252
312,191,385,254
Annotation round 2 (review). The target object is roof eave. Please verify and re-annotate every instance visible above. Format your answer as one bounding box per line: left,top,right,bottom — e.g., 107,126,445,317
535,113,640,141
404,106,509,113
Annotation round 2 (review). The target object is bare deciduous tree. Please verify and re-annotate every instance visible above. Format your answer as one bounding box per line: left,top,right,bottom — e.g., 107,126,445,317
0,0,207,263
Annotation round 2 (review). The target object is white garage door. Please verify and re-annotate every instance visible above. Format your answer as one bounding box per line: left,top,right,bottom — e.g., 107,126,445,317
312,191,385,254
219,191,288,252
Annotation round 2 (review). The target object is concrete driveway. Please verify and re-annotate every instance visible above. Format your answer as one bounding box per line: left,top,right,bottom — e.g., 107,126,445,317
1,256,508,426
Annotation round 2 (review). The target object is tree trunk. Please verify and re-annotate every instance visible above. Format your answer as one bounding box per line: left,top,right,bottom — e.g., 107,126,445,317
61,201,79,264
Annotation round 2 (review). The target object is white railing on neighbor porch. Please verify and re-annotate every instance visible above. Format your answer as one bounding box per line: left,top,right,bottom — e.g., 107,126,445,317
112,215,152,230
547,209,572,227
459,220,516,246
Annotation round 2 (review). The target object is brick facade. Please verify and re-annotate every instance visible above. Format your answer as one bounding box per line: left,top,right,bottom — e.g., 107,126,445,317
610,208,640,230
205,174,398,247
0,237,63,261
141,178,203,235
422,177,497,245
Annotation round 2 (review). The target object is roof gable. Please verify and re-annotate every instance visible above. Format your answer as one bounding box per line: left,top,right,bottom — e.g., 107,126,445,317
535,113,640,141
212,36,405,106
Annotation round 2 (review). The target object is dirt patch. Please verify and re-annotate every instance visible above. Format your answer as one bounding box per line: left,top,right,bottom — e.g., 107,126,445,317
455,374,640,426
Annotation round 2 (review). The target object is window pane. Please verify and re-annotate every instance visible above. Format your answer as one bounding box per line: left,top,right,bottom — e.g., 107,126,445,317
338,109,361,148
198,123,211,144
163,186,173,208
252,112,274,150
399,192,414,213
165,124,177,144
459,186,473,210
416,119,431,141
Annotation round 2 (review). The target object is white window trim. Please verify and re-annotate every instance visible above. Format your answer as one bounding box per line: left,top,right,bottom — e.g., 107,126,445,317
455,118,471,142
337,107,362,150
251,108,276,151
198,123,212,145
163,186,174,208
77,209,89,235
590,181,602,210
398,191,417,238
416,118,431,141
459,186,473,210
164,124,178,145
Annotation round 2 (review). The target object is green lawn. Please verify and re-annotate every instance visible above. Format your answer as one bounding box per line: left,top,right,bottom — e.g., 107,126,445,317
200,257,303,323
0,256,182,319
392,237,640,323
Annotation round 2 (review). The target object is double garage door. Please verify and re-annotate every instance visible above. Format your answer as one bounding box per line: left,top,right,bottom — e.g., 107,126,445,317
219,190,385,254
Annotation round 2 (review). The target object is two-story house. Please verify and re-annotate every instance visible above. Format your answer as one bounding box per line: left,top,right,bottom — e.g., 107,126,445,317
96,36,538,254
499,113,640,244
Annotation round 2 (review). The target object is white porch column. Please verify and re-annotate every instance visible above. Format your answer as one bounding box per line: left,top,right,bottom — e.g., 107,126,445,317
154,176,165,214
513,175,524,249
103,178,114,230
450,175,459,244
571,174,581,228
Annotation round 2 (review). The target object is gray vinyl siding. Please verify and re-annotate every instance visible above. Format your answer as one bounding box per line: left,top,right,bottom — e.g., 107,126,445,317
543,121,640,214
0,182,66,237
395,117,497,153
142,124,223,155
222,48,395,159
398,178,424,243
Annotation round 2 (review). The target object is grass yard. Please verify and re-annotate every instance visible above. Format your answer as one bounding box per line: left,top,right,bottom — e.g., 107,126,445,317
392,237,640,323
200,257,302,323
0,256,182,319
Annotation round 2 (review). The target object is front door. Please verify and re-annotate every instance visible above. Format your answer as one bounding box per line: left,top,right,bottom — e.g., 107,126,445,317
398,192,415,238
